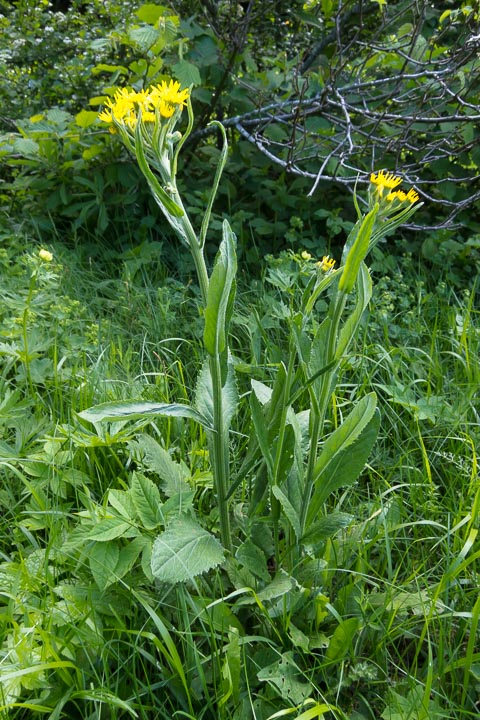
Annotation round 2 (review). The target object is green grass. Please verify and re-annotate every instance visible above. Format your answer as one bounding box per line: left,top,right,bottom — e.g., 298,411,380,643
0,236,478,719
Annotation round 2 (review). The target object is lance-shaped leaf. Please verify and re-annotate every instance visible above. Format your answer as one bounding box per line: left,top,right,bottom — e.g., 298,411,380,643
203,220,237,357
151,517,225,584
195,358,238,436
78,401,212,430
338,205,378,293
306,393,379,525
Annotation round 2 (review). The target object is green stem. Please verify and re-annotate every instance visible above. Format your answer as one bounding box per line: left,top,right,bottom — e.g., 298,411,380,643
271,338,296,564
299,290,347,537
22,271,37,398
209,351,232,552
174,194,232,552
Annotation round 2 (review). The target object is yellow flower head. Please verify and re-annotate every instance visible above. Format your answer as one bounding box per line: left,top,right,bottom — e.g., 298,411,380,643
386,188,420,205
39,249,53,262
98,80,190,131
301,250,312,261
317,255,336,272
370,170,402,197
406,188,420,203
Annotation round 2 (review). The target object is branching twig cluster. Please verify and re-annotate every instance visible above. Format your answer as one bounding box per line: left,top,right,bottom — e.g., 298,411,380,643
193,1,480,230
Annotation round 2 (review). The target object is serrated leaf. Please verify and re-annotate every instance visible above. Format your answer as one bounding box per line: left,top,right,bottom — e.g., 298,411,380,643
131,471,163,529
108,489,136,521
257,651,312,704
86,517,133,542
89,542,120,591
302,511,354,545
128,24,160,50
130,433,190,497
151,518,224,584
114,536,148,581
78,401,212,429
171,59,202,87
13,138,39,156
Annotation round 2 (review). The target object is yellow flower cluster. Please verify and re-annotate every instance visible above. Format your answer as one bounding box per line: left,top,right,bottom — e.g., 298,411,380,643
98,80,190,131
317,255,336,272
370,170,419,204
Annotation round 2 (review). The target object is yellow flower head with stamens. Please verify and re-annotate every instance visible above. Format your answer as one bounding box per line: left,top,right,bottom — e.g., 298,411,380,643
370,170,402,197
98,80,190,131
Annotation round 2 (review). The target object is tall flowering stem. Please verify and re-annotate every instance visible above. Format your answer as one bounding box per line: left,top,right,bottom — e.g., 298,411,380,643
99,81,233,550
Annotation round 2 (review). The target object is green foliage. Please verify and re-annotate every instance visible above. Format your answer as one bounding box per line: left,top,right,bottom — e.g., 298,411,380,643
0,2,479,719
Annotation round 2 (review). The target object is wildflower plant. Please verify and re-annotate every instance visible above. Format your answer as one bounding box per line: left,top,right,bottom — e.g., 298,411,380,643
81,79,422,583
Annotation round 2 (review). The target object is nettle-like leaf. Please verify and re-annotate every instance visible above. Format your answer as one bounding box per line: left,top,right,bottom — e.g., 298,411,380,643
151,517,225,584
130,433,191,497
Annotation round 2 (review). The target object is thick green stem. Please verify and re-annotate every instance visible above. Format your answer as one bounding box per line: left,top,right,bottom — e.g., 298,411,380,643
209,352,232,552
271,339,296,564
175,195,232,552
22,271,37,398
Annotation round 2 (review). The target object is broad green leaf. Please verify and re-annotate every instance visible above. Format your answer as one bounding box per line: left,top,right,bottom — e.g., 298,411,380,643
78,401,212,430
131,471,163,529
250,389,274,477
257,651,312,704
257,572,294,602
108,489,136,521
130,433,190,497
128,24,160,51
89,541,120,591
272,485,301,538
203,220,237,356
75,110,99,128
325,617,360,662
172,59,202,87
195,358,238,435
86,517,134,542
235,539,269,581
307,394,379,524
136,3,167,24
302,511,354,545
13,137,39,157
114,536,149,581
151,518,224,584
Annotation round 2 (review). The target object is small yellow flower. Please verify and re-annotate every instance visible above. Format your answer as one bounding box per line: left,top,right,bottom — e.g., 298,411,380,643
406,188,420,203
386,190,407,202
317,255,335,272
386,188,419,204
38,249,53,262
370,170,402,197
301,250,312,260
